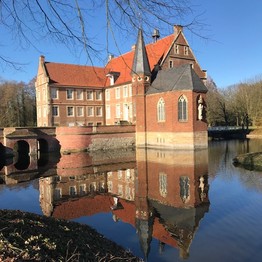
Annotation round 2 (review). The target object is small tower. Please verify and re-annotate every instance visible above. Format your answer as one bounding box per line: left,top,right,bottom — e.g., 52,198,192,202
131,29,151,147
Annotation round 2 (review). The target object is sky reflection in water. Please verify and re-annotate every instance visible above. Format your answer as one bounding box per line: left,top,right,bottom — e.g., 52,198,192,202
0,139,262,261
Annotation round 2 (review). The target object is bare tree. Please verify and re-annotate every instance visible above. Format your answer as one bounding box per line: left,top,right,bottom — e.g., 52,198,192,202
0,0,205,67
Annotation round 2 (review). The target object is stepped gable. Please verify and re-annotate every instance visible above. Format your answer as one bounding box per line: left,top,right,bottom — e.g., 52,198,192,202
106,34,174,85
44,62,108,88
148,64,208,94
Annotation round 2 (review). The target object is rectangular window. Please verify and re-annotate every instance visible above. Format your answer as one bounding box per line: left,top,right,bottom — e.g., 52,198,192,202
87,90,93,100
106,105,111,119
79,184,86,195
51,88,58,99
76,89,83,100
115,87,120,99
175,44,179,54
116,104,121,118
66,89,73,99
96,90,102,100
123,86,128,97
129,85,132,97
96,106,102,116
88,122,93,126
105,89,110,101
52,106,59,116
87,107,94,116
54,188,62,200
184,46,189,55
169,60,173,68
77,107,84,116
69,186,77,196
67,106,74,116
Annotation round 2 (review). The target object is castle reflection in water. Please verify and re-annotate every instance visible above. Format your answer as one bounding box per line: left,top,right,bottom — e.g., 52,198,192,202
0,148,210,259
37,148,209,259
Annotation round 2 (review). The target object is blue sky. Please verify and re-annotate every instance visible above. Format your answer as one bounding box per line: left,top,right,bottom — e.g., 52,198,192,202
0,0,262,88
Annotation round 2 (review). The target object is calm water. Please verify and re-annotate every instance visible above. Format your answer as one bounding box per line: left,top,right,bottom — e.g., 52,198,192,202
0,139,262,262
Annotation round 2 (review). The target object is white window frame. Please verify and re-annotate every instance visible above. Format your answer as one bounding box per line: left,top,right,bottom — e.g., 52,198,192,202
77,106,84,117
66,89,74,100
87,90,93,100
51,88,58,99
76,89,83,100
157,98,165,122
96,90,102,100
105,89,110,101
96,106,102,117
87,106,94,116
52,106,59,116
106,105,111,119
116,104,121,118
123,85,128,97
67,106,74,117
115,87,120,99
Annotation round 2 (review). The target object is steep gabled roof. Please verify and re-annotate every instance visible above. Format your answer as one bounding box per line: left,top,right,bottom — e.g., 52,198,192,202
147,64,208,94
45,62,108,88
106,34,174,85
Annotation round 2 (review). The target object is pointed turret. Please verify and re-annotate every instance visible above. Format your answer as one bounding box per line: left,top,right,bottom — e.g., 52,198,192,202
131,29,151,76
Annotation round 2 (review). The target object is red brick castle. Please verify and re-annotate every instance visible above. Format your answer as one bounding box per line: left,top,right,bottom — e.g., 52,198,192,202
36,25,208,149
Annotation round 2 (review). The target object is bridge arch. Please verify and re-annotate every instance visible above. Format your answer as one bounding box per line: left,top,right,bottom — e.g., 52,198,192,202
13,140,30,170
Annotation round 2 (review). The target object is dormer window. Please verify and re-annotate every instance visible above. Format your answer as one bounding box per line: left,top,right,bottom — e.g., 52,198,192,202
106,71,120,86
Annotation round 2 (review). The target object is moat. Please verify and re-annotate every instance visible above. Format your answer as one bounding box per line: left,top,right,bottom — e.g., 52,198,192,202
0,139,262,262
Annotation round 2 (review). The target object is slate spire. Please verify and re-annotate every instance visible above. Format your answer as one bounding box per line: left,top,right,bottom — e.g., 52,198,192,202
131,29,151,76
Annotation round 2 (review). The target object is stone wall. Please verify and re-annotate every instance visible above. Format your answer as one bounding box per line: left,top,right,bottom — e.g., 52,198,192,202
56,125,136,153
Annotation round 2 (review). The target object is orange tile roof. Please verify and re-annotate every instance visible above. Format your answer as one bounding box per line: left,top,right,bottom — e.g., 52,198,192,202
45,34,174,88
106,34,174,85
45,62,109,88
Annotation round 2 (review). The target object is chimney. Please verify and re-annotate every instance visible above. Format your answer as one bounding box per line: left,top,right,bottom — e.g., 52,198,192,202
174,25,183,35
108,54,114,62
152,29,160,43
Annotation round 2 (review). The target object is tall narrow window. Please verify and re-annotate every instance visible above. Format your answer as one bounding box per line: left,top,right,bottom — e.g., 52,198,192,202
105,89,110,101
66,89,73,99
115,87,120,99
77,107,84,116
67,106,74,116
178,95,188,121
184,46,189,55
157,98,165,122
175,44,179,54
51,88,58,99
180,176,190,203
76,89,83,100
87,90,93,100
52,106,59,116
96,90,102,100
106,105,111,119
159,172,167,197
169,60,173,68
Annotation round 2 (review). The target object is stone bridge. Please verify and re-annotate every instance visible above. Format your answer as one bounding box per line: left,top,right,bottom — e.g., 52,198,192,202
0,126,135,179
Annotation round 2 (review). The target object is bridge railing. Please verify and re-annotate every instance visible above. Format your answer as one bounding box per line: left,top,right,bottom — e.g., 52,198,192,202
208,126,243,131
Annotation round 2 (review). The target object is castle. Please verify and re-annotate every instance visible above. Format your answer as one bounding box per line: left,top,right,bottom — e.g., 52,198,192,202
36,25,208,149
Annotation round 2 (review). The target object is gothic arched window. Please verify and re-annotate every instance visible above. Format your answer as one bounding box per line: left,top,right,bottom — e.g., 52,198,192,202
178,95,188,121
157,98,165,122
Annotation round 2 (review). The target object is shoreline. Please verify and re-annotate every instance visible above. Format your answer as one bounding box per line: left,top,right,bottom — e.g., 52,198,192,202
0,209,142,261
